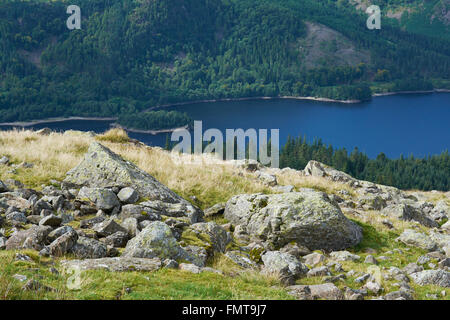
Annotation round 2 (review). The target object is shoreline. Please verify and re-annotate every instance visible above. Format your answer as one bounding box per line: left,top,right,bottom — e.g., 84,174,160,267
0,116,117,127
146,95,362,111
110,123,189,135
0,89,448,128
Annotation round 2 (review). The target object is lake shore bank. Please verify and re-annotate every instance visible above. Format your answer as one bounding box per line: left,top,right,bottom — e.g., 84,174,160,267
111,123,189,135
0,89,448,129
0,116,117,127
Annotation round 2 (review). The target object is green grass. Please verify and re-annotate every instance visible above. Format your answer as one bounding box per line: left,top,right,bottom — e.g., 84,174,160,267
0,250,293,300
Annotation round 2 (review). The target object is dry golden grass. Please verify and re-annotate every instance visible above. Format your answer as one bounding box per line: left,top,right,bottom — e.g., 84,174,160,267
277,172,356,197
0,129,271,208
96,128,130,143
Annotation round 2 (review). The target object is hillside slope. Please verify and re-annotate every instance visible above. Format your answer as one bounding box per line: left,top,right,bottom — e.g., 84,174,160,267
0,129,448,300
0,0,449,124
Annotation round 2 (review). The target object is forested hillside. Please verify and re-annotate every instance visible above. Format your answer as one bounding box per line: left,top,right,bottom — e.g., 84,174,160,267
0,0,449,124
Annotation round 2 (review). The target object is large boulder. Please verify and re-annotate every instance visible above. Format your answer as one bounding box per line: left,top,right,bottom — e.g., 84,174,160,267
224,189,362,251
63,142,202,222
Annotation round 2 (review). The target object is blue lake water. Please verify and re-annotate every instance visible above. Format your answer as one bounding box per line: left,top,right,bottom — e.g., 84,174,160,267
2,93,449,158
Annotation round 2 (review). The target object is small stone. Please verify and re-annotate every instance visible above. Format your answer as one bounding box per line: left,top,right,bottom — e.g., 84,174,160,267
329,251,360,262
39,214,62,227
117,187,139,204
93,219,127,237
307,266,331,277
163,259,179,269
13,274,28,282
364,255,378,265
303,252,326,266
179,263,202,274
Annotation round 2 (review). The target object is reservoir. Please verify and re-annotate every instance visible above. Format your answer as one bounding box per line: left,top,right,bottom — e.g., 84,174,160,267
2,93,449,158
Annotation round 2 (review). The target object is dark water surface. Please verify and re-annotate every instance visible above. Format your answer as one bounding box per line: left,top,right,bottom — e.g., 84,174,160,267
2,93,449,158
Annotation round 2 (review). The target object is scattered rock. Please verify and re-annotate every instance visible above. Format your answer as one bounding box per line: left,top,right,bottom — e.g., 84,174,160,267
117,187,139,204
39,214,62,227
181,222,230,254
204,202,226,218
397,229,439,252
288,283,344,300
307,266,331,277
71,236,108,259
6,225,51,251
410,270,450,287
329,251,360,262
43,229,78,257
93,219,127,237
261,251,308,284
364,255,378,265
61,257,162,272
78,187,120,211
303,252,326,267
224,251,259,269
122,221,193,263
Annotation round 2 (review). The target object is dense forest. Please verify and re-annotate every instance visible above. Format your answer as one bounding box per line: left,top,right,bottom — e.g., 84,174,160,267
0,0,449,126
280,136,450,191
118,110,192,131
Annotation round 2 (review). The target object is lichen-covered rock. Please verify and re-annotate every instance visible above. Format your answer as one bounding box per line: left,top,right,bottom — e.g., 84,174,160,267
261,251,309,284
6,225,51,250
442,220,450,234
43,229,78,256
224,251,259,269
410,270,450,287
70,236,108,259
121,217,139,238
101,231,129,248
288,283,344,300
181,222,230,254
77,187,120,211
61,257,162,272
382,204,439,228
204,202,226,218
93,218,127,237
329,251,361,262
63,142,202,222
6,211,28,224
304,160,355,185
48,226,74,242
122,221,193,263
303,252,326,267
39,214,62,227
117,187,139,204
119,204,161,222
397,229,439,252
224,190,362,251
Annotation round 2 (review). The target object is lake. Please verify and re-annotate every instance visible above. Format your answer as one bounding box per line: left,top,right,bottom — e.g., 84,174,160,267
2,92,449,158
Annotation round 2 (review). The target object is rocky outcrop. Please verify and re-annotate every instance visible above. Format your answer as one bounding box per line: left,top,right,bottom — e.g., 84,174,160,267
63,142,202,222
224,189,362,251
